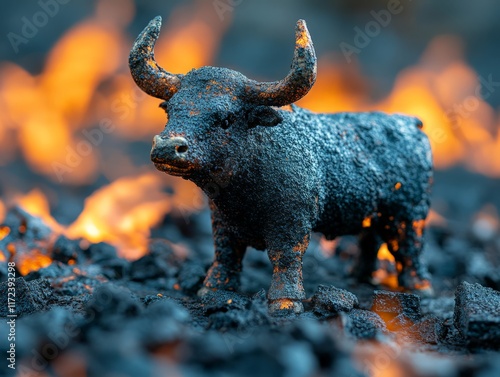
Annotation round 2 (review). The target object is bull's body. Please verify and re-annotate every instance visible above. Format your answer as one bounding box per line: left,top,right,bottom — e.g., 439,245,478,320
212,107,431,245
130,17,433,313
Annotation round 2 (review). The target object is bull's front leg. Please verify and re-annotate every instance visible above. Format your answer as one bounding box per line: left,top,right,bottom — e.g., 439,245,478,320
198,203,246,296
267,234,309,314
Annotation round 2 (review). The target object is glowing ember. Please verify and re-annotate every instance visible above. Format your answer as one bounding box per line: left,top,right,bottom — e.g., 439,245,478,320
377,244,395,263
373,244,399,289
427,209,446,227
16,249,53,276
0,226,10,242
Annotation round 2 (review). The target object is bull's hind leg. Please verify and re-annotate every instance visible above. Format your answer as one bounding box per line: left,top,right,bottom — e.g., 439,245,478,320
355,230,384,284
380,214,433,295
267,234,309,314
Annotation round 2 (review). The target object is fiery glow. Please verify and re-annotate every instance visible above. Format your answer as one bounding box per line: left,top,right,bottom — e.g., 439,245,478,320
373,244,398,289
16,249,53,276
15,189,63,233
65,173,201,259
354,342,405,377
299,36,500,177
427,209,446,227
0,0,127,184
66,173,170,259
362,217,372,228
377,244,395,263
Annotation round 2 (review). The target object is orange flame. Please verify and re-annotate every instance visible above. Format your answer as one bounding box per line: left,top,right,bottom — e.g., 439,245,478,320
16,249,53,276
15,189,63,233
65,173,202,259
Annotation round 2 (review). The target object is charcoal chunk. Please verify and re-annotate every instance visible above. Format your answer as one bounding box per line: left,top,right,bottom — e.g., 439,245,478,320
83,284,142,330
311,285,358,316
454,281,500,346
130,241,179,281
343,309,387,339
372,290,422,322
177,261,205,293
52,235,82,264
0,277,53,316
85,242,118,263
410,315,440,344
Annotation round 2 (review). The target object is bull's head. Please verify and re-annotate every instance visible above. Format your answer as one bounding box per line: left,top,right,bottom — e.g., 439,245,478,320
129,16,316,182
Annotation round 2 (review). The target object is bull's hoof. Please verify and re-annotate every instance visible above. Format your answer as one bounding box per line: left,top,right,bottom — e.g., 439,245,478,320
269,299,304,315
197,286,216,297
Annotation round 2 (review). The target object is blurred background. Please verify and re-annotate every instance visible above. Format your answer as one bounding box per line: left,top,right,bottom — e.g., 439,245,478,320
0,0,499,263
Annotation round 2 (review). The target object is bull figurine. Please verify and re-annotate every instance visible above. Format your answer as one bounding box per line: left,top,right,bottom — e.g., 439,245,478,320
129,17,433,313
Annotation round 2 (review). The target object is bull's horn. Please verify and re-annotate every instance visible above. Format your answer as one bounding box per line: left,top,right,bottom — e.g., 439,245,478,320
129,16,181,101
244,20,317,106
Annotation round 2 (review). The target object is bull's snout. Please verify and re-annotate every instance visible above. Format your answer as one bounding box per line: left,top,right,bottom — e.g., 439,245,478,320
151,135,189,166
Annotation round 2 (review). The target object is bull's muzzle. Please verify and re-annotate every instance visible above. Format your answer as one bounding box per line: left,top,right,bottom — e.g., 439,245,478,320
151,135,189,167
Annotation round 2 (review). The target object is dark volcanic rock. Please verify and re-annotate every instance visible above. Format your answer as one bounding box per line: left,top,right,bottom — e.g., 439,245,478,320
454,281,500,346
311,285,359,316
0,277,53,317
85,242,118,263
52,235,83,264
82,284,143,331
177,261,205,293
201,290,251,315
410,315,440,344
342,309,387,339
202,289,270,330
130,240,180,281
372,290,422,322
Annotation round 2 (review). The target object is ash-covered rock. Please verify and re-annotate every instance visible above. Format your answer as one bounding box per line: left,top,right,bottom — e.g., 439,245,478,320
0,277,52,316
311,285,359,316
129,240,180,282
341,309,387,340
202,289,270,330
372,290,422,322
454,281,500,347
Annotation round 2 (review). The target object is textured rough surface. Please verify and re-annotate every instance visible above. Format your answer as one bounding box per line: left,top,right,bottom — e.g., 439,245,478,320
343,309,387,339
311,284,359,315
372,290,422,322
0,277,52,316
454,281,500,346
129,17,433,313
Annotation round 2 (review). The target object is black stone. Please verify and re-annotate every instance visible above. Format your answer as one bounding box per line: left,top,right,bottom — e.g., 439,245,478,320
454,281,500,347
372,290,422,322
311,285,359,316
343,309,387,339
0,277,52,317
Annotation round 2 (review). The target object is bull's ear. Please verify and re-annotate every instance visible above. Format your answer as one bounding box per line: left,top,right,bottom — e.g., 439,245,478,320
247,106,283,128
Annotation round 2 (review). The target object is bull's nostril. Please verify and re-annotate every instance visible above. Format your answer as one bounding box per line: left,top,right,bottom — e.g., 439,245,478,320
176,145,188,154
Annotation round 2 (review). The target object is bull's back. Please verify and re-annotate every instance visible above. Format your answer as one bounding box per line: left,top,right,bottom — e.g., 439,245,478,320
296,109,432,237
